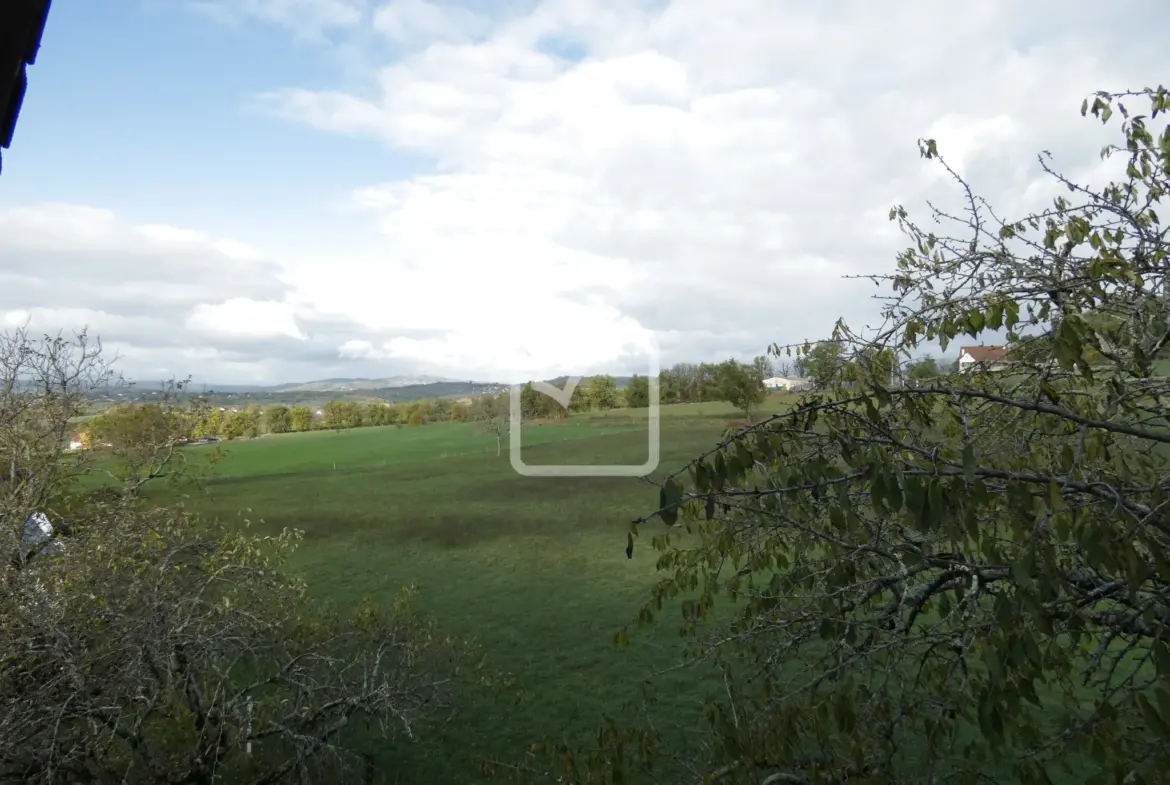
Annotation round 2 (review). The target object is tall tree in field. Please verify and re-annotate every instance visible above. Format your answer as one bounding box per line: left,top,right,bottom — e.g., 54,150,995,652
89,388,216,493
625,374,651,409
365,402,388,426
264,404,292,434
657,369,681,404
289,405,313,432
716,358,767,422
751,354,774,380
587,375,619,411
518,382,543,420
472,393,509,455
322,400,348,429
800,340,852,388
430,397,453,422
523,87,1170,785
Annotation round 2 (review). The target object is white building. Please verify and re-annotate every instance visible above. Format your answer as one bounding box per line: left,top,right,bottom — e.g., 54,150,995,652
763,376,811,391
958,346,1012,373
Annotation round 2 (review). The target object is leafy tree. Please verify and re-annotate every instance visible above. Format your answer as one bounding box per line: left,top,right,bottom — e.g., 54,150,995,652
221,408,254,440
374,402,395,425
322,400,349,429
518,382,542,420
587,375,619,411
717,358,766,421
751,354,774,380
527,86,1170,785
89,390,215,493
625,374,651,408
198,406,224,437
430,397,453,422
908,356,942,383
289,405,313,432
658,369,682,404
472,393,509,456
800,340,853,388
569,382,590,413
407,408,427,427
264,404,292,434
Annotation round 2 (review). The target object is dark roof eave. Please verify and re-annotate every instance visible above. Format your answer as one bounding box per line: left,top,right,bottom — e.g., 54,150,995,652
0,0,53,174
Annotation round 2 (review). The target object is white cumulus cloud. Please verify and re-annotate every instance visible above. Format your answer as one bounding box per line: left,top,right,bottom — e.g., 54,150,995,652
5,0,1169,384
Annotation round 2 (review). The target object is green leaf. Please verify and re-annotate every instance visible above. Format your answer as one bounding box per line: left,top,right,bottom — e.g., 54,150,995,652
659,480,681,526
984,646,1003,686
870,468,887,516
986,303,1004,330
1047,481,1065,511
962,443,976,485
885,475,904,512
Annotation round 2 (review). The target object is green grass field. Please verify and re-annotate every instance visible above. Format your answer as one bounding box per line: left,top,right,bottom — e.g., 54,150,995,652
129,388,1146,784
147,398,800,782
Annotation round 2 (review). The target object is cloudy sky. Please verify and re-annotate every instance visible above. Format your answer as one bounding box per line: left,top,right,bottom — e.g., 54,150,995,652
1,0,1166,385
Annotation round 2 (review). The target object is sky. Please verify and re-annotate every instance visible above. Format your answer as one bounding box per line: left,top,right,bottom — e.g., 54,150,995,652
1,0,1167,386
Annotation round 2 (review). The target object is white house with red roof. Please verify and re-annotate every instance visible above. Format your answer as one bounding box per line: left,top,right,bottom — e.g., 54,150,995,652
958,345,1012,373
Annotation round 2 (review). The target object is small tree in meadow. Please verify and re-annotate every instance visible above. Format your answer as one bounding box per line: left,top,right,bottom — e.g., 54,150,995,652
717,358,766,422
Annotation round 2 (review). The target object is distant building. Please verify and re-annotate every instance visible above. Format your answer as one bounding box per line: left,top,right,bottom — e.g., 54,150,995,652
958,345,1012,373
763,376,810,391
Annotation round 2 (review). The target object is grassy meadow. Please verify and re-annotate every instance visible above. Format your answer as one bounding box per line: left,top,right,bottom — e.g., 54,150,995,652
139,395,798,783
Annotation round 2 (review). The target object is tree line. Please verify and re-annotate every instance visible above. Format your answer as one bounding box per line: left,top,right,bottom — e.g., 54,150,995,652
83,357,788,447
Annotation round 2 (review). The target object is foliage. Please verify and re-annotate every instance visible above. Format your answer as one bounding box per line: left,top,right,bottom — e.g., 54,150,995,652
290,405,314,432
534,86,1170,785
89,382,223,493
908,356,942,382
626,374,652,409
472,393,510,456
588,375,620,411
0,329,473,783
0,499,468,783
264,404,292,433
2,328,116,563
716,359,767,422
659,362,734,405
797,341,854,389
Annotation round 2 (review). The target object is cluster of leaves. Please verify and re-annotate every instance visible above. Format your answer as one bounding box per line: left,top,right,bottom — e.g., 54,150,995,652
512,86,1170,785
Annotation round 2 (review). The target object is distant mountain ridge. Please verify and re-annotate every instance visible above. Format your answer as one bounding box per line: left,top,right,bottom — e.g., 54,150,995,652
82,373,637,406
